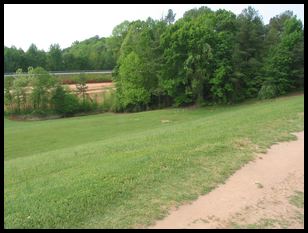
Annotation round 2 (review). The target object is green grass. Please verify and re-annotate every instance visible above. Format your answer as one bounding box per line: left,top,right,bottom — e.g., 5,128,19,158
230,217,291,229
289,191,304,209
4,94,304,228
294,211,304,225
231,218,277,229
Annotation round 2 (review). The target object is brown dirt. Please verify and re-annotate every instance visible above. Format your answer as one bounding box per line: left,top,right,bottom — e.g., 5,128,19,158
66,82,114,93
12,82,115,95
149,132,304,229
66,82,115,103
8,114,61,121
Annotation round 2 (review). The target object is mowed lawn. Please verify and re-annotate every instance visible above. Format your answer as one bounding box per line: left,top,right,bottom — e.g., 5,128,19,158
4,94,304,228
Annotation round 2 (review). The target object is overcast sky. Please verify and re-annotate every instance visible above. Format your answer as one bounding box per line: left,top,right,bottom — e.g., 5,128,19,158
4,4,304,52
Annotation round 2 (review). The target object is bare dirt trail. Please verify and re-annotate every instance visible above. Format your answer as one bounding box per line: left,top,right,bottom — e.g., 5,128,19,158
67,82,114,94
150,132,304,229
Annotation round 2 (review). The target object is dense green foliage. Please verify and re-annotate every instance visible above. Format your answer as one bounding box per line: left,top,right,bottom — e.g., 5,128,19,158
114,7,304,110
4,33,123,73
259,14,304,98
4,18,133,73
4,7,304,112
4,94,304,228
51,85,81,116
4,67,113,117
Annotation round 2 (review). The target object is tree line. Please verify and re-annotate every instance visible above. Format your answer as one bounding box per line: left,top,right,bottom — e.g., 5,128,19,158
114,7,304,111
4,6,304,115
3,22,130,72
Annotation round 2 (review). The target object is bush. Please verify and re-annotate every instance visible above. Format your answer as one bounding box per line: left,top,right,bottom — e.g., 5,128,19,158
51,85,66,113
31,67,58,110
174,93,193,107
63,94,81,116
99,90,117,112
51,86,80,116
4,76,15,111
258,84,278,99
79,99,98,113
31,109,51,116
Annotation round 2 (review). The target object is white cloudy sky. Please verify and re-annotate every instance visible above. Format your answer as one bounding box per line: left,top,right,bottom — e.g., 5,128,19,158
4,4,304,52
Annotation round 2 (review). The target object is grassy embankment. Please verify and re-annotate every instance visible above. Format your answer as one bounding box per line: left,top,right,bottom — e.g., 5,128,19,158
4,94,304,228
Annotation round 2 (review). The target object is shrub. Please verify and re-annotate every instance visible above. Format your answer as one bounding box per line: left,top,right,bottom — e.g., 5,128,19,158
30,67,58,110
99,90,117,112
79,99,97,112
4,76,15,112
51,85,67,114
63,94,81,116
76,74,88,104
31,109,50,116
51,86,80,116
258,84,278,99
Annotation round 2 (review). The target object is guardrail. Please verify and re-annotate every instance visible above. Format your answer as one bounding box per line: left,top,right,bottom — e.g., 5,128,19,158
4,70,113,77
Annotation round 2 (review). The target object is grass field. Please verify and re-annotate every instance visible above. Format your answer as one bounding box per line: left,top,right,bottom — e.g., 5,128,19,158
4,94,304,228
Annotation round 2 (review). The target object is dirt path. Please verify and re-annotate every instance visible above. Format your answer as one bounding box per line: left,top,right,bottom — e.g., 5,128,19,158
67,82,114,94
150,132,304,229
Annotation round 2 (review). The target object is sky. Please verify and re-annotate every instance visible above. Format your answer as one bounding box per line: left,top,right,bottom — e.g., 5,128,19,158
4,4,304,52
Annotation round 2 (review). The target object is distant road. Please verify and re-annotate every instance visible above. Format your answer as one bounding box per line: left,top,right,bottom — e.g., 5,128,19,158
4,70,113,77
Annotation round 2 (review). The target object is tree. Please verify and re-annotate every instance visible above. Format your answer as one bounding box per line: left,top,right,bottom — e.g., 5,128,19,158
164,9,176,25
26,43,47,68
4,46,28,73
116,52,150,111
47,44,63,71
76,74,89,103
62,36,115,70
259,16,304,98
263,11,294,51
30,67,57,111
160,7,219,105
51,85,80,116
4,6,304,113
4,76,15,112
209,9,237,103
114,19,167,111
232,6,265,100
107,20,131,63
12,68,30,113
